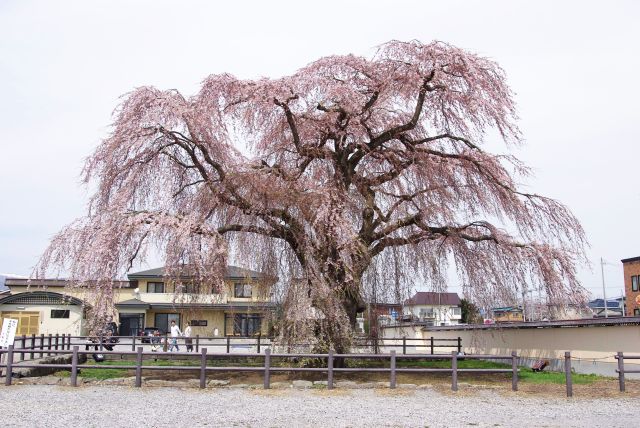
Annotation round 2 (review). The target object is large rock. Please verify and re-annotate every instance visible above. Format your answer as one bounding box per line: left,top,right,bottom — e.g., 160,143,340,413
292,380,313,388
335,381,357,389
208,379,230,387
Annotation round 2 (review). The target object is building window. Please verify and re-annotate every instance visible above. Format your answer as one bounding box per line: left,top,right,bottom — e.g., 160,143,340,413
635,309,640,316
147,282,165,293
451,307,462,316
51,309,70,319
234,283,252,298
632,276,639,292
191,320,207,326
226,313,262,336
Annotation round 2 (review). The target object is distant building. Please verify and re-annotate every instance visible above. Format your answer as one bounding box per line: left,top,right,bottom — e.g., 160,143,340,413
588,297,625,318
404,292,462,326
492,306,524,323
622,256,640,316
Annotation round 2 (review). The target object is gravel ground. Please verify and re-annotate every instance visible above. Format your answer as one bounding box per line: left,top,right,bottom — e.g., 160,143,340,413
0,385,636,427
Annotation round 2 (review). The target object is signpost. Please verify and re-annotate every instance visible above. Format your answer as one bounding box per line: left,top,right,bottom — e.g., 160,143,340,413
0,318,18,348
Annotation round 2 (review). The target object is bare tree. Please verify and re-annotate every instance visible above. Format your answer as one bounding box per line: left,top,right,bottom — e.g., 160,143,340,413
37,40,587,350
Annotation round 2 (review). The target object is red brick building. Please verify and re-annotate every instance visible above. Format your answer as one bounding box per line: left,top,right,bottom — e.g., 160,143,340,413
621,256,640,316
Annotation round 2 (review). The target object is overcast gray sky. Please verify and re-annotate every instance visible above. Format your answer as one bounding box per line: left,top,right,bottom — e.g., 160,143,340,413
1,0,638,298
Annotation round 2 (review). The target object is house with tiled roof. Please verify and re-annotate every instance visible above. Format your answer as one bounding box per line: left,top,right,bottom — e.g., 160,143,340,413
403,291,462,326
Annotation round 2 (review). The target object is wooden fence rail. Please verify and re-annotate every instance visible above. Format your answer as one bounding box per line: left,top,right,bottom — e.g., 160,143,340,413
615,352,640,392
10,335,461,355
0,346,516,392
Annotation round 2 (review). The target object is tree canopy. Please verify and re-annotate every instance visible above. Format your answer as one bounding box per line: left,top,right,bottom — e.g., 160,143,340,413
37,40,587,348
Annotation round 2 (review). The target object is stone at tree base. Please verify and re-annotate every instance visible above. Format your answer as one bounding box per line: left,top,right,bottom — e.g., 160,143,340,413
313,381,328,386
269,382,291,389
207,379,230,387
292,380,313,388
398,383,418,389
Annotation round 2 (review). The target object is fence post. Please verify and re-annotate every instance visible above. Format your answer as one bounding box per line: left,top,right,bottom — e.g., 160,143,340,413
30,334,35,359
457,337,462,354
195,335,200,353
135,347,143,387
430,337,434,355
402,337,406,355
226,336,231,354
67,334,71,350
39,334,44,358
451,351,458,391
132,335,136,352
511,351,518,391
327,350,334,389
48,333,52,356
390,350,397,389
4,345,14,386
263,348,271,389
564,351,573,397
257,334,261,354
99,335,104,352
21,335,26,362
70,346,79,387
163,333,168,352
55,334,59,351
200,347,207,389
617,351,625,392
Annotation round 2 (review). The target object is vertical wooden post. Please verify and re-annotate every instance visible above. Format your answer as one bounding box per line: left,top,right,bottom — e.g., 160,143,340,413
70,346,79,387
135,347,143,387
457,337,462,354
451,351,458,391
200,348,207,389
67,334,71,350
163,333,168,352
617,351,625,392
195,335,200,353
4,345,14,386
20,335,26,361
263,348,271,389
55,334,59,351
257,333,261,354
39,334,44,358
327,350,334,389
390,350,397,389
402,337,406,355
564,351,573,397
48,333,52,356
99,335,104,352
430,337,434,355
511,351,518,391
226,336,231,354
132,335,136,352
30,334,35,359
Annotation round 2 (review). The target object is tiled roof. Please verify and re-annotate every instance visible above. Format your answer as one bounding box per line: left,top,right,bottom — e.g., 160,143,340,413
128,265,264,280
404,292,461,306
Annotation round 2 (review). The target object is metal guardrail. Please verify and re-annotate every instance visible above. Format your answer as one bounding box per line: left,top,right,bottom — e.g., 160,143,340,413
0,346,518,392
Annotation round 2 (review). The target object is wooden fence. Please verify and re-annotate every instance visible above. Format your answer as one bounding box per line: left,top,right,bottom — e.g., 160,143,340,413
3,334,461,358
0,345,518,392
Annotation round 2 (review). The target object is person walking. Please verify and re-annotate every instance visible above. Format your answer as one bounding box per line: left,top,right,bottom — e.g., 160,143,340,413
184,323,193,352
169,320,182,352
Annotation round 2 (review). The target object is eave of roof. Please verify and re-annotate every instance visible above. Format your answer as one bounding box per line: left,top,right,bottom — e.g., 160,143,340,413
621,256,640,263
127,265,267,281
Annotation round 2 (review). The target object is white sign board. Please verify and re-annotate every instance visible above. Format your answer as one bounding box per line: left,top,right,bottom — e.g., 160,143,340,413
0,318,18,348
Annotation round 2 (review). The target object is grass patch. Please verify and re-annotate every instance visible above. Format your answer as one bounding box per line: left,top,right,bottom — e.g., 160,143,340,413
396,358,602,385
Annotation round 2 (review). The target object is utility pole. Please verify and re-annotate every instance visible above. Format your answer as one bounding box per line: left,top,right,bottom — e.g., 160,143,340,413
521,286,527,322
601,257,608,318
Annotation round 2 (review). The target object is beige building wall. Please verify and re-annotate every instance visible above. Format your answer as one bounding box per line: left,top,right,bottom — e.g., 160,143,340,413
1,303,85,336
382,323,640,375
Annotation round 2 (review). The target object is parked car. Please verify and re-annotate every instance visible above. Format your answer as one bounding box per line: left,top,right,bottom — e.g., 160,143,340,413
138,327,163,343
